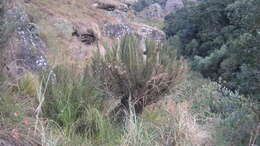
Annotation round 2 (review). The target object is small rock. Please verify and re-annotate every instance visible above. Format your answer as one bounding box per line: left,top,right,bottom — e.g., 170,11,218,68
106,9,128,19
119,0,138,6
103,23,133,39
165,0,197,13
138,3,165,20
165,0,184,13
94,1,129,12
136,25,166,41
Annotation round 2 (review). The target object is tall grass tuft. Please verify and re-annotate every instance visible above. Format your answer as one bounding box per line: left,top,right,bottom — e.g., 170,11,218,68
41,66,103,134
88,35,187,122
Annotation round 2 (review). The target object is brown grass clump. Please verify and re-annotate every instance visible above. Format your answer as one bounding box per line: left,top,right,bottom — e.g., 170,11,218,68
144,99,213,146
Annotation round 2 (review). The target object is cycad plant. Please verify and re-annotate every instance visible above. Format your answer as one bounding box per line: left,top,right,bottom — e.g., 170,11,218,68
88,35,187,122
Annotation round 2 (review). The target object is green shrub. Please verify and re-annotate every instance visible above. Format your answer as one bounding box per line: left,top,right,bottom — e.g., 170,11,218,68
174,75,259,146
17,72,40,97
164,0,260,97
0,88,22,125
42,66,104,136
88,35,187,122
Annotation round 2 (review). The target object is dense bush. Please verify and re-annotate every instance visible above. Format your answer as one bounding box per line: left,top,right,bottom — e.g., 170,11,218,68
88,35,187,121
42,66,107,136
172,74,259,146
194,84,259,145
164,0,260,98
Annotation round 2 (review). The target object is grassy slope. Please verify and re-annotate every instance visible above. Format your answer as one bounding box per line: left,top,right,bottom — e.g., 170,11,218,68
0,0,258,146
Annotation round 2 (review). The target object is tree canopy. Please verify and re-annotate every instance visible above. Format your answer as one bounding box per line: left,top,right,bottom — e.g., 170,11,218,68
164,0,260,98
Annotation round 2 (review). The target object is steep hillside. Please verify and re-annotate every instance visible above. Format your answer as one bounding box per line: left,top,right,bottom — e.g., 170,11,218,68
23,0,165,69
0,1,258,146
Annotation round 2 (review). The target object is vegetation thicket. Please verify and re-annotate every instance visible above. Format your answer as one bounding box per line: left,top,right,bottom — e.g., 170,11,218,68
164,0,260,98
0,0,259,145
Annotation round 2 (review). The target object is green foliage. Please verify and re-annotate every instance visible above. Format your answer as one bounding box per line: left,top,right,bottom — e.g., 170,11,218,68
42,66,105,136
0,88,21,125
17,72,40,97
194,83,259,146
173,74,259,146
164,0,260,97
73,107,121,145
88,35,186,121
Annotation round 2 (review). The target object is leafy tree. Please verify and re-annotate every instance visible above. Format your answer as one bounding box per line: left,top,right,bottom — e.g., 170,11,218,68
164,0,260,98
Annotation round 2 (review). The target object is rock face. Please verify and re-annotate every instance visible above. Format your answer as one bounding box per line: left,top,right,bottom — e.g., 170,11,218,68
165,0,197,13
119,0,138,6
138,3,165,20
2,7,47,76
165,0,184,13
103,22,165,41
136,25,166,41
94,0,129,12
103,23,133,39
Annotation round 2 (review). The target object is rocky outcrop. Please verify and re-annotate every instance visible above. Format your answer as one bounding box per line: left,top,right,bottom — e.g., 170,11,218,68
20,0,166,69
138,3,165,20
119,0,138,6
165,0,184,13
106,9,129,19
103,22,165,41
165,0,197,13
103,23,133,39
136,25,166,41
93,0,129,12
2,6,47,76
93,0,131,20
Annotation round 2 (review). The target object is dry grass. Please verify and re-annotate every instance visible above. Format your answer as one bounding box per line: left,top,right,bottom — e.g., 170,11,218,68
144,99,213,146
24,0,109,71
